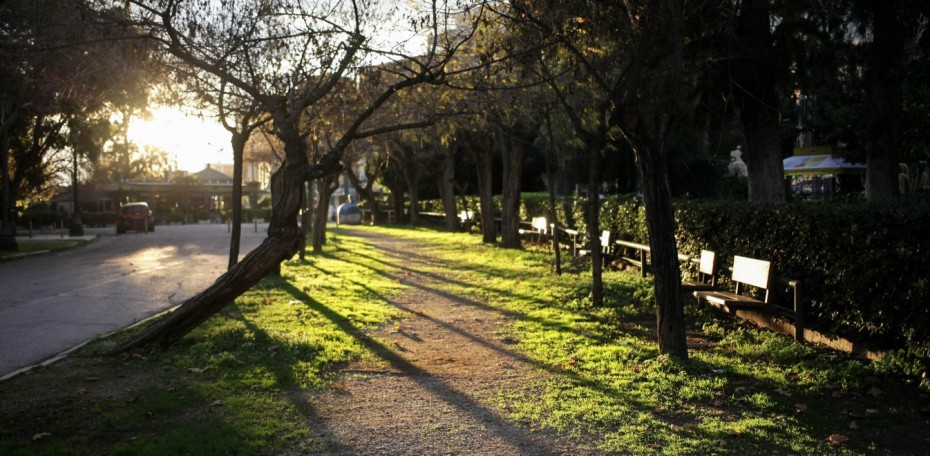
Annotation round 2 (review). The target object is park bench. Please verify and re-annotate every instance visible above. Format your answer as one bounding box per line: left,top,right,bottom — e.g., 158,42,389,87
693,255,805,340
519,216,549,243
680,250,719,291
578,230,614,265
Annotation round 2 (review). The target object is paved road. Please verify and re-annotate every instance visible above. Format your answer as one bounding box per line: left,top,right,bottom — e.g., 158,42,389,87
0,223,269,378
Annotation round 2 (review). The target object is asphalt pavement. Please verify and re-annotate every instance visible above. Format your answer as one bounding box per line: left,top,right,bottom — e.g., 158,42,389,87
0,222,269,379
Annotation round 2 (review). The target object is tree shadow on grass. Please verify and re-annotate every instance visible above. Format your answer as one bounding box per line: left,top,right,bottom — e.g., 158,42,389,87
309,228,842,453
274,280,571,454
291,261,812,454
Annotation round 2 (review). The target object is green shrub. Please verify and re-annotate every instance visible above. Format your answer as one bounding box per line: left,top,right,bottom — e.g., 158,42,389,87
81,211,117,226
20,209,63,227
195,210,210,221
167,212,185,224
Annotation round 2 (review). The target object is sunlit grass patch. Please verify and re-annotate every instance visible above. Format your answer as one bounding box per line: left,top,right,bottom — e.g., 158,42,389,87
363,225,909,455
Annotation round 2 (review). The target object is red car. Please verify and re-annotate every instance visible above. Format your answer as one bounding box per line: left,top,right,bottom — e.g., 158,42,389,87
116,202,155,234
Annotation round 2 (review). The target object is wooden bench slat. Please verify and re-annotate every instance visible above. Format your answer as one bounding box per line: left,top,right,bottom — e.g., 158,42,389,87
696,290,767,309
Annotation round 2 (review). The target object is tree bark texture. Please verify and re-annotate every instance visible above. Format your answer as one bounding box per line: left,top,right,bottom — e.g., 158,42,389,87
228,133,246,269
636,145,688,358
1,131,17,251
440,150,460,232
733,0,786,203
499,125,524,249
312,175,338,252
865,0,904,201
477,139,496,244
587,142,603,307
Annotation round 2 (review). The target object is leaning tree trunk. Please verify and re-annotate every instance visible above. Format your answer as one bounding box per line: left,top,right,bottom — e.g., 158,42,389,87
108,159,305,353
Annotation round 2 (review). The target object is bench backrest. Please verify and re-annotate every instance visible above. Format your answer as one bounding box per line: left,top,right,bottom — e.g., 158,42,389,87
732,255,771,290
698,250,717,276
531,216,548,233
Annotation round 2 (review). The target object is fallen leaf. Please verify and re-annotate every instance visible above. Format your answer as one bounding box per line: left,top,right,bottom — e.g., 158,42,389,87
714,439,726,447
794,403,808,412
211,400,223,407
77,388,88,395
828,434,849,445
726,429,742,436
32,432,52,441
187,367,209,374
868,387,882,397
865,408,879,416
645,443,662,449
774,388,793,397
84,376,100,382
849,421,859,430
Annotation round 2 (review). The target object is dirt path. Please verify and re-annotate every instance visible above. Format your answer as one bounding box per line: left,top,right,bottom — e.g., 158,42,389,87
300,229,602,455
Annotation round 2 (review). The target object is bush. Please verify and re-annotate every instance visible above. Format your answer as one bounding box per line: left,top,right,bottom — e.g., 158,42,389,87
81,211,117,227
195,210,210,221
167,212,185,224
20,209,63,227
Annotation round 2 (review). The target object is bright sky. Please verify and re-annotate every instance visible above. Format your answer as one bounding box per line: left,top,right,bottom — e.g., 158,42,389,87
127,106,232,172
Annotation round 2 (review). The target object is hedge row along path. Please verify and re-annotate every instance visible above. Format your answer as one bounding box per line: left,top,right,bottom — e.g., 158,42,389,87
301,228,602,455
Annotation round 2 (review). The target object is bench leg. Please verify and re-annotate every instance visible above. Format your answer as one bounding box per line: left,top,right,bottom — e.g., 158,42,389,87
793,282,805,342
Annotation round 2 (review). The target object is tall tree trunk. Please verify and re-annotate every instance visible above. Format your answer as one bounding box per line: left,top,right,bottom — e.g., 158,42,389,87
477,139,496,244
0,130,17,251
299,181,311,261
587,141,603,306
407,175,420,226
228,133,246,269
440,150,460,231
865,0,904,201
313,175,338,252
543,115,562,275
637,144,687,358
69,147,84,236
734,0,786,203
499,126,525,249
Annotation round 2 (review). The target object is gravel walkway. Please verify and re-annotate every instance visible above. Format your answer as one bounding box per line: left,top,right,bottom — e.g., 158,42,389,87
299,229,602,455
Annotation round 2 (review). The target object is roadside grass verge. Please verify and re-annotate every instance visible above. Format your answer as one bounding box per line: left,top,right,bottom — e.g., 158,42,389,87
0,231,406,455
357,226,929,455
0,239,89,259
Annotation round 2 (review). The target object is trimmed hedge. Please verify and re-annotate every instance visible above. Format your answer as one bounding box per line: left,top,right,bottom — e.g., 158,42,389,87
675,199,930,348
423,193,930,366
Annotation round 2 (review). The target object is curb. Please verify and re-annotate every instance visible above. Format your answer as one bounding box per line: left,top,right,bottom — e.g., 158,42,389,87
0,303,181,383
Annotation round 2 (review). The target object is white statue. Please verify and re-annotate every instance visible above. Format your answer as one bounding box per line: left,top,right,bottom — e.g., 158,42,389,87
728,146,748,177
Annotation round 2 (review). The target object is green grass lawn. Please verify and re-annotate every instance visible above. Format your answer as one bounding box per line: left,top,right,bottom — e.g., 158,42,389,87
0,226,925,455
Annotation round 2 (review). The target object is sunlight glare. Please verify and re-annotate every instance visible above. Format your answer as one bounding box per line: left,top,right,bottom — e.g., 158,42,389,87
127,106,232,173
